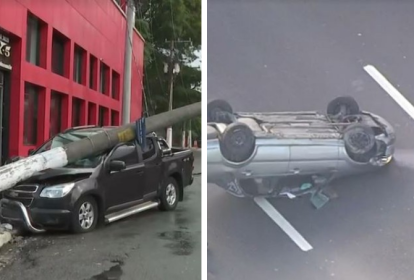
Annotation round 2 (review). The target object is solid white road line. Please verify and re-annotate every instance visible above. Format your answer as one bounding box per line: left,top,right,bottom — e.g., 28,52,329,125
364,64,414,119
253,197,313,252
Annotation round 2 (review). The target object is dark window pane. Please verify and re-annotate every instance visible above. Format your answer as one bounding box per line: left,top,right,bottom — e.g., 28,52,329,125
111,110,119,126
98,106,104,126
73,47,83,84
50,91,63,138
143,139,156,160
111,142,138,166
23,84,39,145
26,15,41,65
111,71,120,99
99,62,108,94
89,55,97,90
72,98,82,127
88,103,95,124
52,36,65,76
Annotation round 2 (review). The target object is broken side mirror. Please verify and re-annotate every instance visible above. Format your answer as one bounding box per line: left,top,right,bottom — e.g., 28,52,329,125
109,160,126,172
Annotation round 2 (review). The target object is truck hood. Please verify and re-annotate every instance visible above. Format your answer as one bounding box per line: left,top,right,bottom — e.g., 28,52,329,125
25,168,95,183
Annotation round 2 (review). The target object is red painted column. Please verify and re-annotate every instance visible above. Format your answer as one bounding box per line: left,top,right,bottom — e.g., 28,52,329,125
42,24,53,143
9,37,23,156
67,40,74,81
45,26,53,71
83,50,88,86
42,88,51,142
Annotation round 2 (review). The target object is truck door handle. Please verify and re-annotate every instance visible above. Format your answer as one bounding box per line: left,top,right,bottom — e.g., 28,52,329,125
136,170,144,175
290,168,300,174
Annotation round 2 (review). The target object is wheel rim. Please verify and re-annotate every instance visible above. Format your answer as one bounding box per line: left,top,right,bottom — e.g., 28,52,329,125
166,183,177,205
334,104,349,116
79,202,94,230
348,132,371,153
230,128,249,147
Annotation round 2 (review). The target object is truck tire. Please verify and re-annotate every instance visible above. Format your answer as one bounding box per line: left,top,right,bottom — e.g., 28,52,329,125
220,122,256,163
71,196,98,234
159,177,179,211
343,124,376,163
207,99,233,124
327,96,360,117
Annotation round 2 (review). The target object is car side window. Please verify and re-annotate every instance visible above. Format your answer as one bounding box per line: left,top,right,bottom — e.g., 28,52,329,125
110,142,139,166
142,138,156,160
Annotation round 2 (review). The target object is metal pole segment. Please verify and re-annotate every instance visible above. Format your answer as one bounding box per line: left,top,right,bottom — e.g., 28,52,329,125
0,102,201,192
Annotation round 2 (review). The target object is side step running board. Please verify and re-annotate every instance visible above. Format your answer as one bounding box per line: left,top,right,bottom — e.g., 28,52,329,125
105,201,159,224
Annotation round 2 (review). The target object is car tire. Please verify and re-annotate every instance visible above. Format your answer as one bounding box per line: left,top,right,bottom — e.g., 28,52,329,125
159,177,179,211
327,96,360,117
207,99,233,123
70,196,98,234
220,122,256,163
343,124,376,163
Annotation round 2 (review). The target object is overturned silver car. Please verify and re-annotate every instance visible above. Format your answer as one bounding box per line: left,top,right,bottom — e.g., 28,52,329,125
207,96,395,201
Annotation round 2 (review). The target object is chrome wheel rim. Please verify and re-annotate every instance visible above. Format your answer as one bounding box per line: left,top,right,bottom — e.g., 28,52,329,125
166,183,177,205
79,202,94,229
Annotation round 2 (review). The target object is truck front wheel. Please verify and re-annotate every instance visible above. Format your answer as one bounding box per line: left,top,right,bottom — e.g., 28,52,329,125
71,196,98,234
159,177,179,211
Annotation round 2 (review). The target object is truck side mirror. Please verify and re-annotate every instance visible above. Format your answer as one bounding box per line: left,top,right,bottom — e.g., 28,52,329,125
162,149,172,156
109,160,126,172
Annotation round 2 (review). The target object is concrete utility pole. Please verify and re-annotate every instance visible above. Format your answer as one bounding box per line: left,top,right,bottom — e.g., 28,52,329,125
0,102,201,192
166,40,175,146
188,119,192,148
164,39,192,147
121,0,136,125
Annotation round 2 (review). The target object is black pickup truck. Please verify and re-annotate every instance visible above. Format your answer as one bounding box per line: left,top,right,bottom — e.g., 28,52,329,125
0,126,194,234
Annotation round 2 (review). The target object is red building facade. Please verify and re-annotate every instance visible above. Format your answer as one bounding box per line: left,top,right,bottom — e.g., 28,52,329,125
0,0,144,163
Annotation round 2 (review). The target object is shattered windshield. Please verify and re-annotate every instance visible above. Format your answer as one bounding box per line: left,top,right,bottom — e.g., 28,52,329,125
34,130,105,168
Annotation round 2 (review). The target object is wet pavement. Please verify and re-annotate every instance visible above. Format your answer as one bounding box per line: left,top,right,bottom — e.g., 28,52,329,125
0,151,201,280
208,1,414,280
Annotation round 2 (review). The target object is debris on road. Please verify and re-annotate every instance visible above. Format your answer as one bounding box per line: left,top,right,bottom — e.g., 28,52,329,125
0,223,14,249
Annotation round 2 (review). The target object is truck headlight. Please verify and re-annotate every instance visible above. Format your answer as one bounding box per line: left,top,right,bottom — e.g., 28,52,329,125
40,183,75,198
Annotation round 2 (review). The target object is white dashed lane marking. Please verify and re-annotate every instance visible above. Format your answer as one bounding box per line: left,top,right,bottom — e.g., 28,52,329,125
364,64,414,119
254,197,313,252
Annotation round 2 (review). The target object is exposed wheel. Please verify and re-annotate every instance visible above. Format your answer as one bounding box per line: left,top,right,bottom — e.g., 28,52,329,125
220,122,256,163
159,177,179,211
71,196,98,234
327,96,360,117
343,124,376,163
207,99,233,124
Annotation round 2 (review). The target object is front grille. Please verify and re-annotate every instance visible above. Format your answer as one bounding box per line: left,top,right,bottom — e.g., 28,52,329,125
4,184,39,207
13,184,38,193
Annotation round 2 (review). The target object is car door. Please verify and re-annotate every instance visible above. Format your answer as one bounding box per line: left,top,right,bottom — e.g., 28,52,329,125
102,141,145,212
141,137,162,199
288,140,339,175
238,141,290,178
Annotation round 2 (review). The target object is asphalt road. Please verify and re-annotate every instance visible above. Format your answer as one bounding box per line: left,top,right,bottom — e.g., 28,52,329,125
0,151,201,280
208,1,414,280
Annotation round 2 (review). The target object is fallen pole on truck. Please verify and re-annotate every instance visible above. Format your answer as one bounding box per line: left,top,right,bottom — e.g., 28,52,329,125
0,102,201,192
